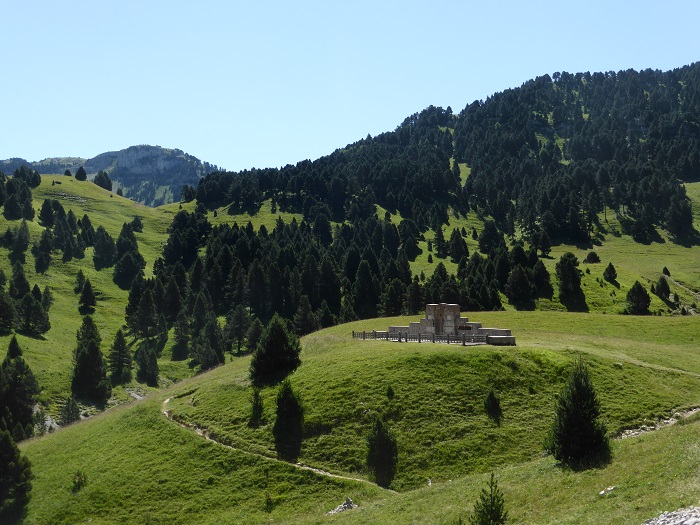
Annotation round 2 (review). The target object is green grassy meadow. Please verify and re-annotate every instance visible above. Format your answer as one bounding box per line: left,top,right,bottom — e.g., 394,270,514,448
20,311,700,524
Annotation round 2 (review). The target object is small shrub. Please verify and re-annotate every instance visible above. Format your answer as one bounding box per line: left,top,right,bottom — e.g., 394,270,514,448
469,472,507,525
249,388,264,426
663,266,670,276
583,251,600,263
72,470,87,493
386,385,395,400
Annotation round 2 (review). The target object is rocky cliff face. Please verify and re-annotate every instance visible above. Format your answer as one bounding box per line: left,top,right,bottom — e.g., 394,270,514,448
1,145,219,207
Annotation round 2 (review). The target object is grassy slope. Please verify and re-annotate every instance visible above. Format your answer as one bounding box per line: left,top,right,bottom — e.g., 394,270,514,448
20,311,700,524
0,176,191,409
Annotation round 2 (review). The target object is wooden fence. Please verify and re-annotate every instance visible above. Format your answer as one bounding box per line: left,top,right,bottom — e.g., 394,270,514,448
351,330,487,345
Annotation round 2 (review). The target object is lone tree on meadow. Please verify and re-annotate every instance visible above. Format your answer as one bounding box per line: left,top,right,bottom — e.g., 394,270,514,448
469,472,508,525
249,314,301,386
603,262,617,283
626,281,651,315
545,357,610,468
366,416,398,489
75,166,87,181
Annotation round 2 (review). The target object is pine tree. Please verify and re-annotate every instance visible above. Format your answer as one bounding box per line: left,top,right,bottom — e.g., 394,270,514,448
545,357,610,468
469,473,508,525
0,337,40,439
626,281,651,315
249,314,301,386
107,329,131,384
173,310,190,360
59,396,81,426
79,279,96,312
366,416,398,488
71,316,111,404
225,304,251,354
75,166,87,181
0,430,33,510
603,262,617,283
245,318,263,354
655,275,670,299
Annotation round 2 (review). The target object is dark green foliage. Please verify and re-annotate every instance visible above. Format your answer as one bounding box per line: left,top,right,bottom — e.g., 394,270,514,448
59,396,81,426
0,430,33,512
172,310,190,360
71,470,88,493
583,251,600,264
655,275,671,299
71,316,111,404
74,269,86,294
225,304,250,354
555,252,583,304
0,292,15,333
12,220,29,253
0,337,40,440
75,166,87,181
249,387,264,426
8,262,29,300
93,170,112,191
17,294,50,335
108,330,131,384
293,295,318,336
135,289,157,339
662,266,670,277
351,260,379,319
626,281,651,315
469,473,507,525
78,279,96,312
366,416,398,488
92,226,116,269
545,357,610,468
249,314,301,386
603,262,617,283
478,220,503,255
505,264,535,308
245,318,263,354
272,380,304,461
484,390,502,425
136,344,159,386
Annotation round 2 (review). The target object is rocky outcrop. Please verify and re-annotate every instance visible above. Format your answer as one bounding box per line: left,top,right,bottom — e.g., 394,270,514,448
642,507,700,525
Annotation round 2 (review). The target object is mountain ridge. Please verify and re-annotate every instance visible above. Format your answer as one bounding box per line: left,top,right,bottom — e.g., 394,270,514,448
0,145,221,207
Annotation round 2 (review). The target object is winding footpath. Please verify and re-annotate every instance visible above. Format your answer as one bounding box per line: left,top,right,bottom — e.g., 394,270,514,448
161,397,394,492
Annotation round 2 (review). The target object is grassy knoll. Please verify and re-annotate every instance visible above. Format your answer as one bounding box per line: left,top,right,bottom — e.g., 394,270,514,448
20,310,700,524
20,394,385,525
0,176,191,409
165,312,700,492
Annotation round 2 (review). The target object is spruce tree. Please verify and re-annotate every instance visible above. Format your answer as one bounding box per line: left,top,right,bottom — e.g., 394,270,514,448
0,337,40,439
545,357,610,468
603,262,617,283
626,281,651,315
469,473,508,525
108,329,131,384
71,316,111,404
0,430,33,511
59,396,81,426
79,279,96,312
249,314,301,386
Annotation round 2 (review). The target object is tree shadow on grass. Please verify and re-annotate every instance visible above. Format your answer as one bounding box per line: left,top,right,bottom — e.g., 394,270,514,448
560,289,589,312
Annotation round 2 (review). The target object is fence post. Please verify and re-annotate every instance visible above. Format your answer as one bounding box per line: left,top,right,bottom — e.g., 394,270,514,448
352,330,355,338
447,334,450,344
362,331,366,340
373,330,376,339
418,333,421,343
462,334,466,346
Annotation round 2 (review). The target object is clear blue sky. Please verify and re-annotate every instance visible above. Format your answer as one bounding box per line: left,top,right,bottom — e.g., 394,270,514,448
2,1,698,172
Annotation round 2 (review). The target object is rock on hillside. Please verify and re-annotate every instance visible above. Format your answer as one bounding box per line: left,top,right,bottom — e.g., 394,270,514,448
1,145,220,207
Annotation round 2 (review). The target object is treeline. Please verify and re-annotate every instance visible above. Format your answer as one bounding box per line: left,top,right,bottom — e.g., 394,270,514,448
455,66,698,242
